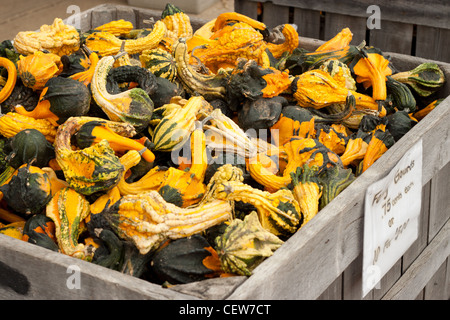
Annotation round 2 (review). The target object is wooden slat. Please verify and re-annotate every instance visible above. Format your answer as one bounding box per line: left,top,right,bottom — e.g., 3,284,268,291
323,12,367,45
0,235,197,299
423,259,449,300
261,2,290,29
342,254,370,300
428,162,450,241
254,0,450,29
115,5,137,28
415,26,450,63
372,260,401,299
402,181,431,270
382,219,450,300
90,5,117,29
234,0,259,20
292,8,321,40
369,20,413,55
317,275,342,300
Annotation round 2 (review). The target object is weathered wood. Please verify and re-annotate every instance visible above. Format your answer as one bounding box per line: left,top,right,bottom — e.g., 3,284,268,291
261,2,290,29
0,234,197,300
244,0,450,29
323,12,367,45
402,181,431,271
415,25,450,63
428,162,450,241
233,0,259,20
168,276,247,300
423,259,449,300
317,275,342,300
292,8,321,40
382,219,450,300
369,20,413,55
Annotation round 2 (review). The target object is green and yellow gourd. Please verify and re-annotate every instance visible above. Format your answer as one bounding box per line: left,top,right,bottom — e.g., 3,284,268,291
54,117,125,195
0,164,52,216
91,51,154,132
172,38,227,101
46,187,93,260
140,48,177,82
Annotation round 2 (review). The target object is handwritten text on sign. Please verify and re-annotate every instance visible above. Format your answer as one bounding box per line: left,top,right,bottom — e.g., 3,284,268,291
362,140,423,297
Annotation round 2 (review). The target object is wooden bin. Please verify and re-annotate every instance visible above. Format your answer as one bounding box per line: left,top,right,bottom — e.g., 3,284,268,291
0,4,449,300
234,0,450,63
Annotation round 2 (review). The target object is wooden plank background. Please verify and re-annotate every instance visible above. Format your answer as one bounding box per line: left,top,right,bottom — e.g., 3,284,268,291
234,0,450,62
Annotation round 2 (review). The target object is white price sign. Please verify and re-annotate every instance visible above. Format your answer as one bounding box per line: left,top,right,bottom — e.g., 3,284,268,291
362,140,423,297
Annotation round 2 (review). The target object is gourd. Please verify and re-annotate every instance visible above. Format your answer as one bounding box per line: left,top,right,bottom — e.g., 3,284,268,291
349,46,392,102
316,27,353,52
362,129,395,172
68,47,99,87
139,48,177,82
318,165,355,209
413,98,443,121
6,128,55,169
283,41,364,75
157,120,208,207
238,96,286,131
227,58,291,105
212,12,268,37
385,76,416,112
94,19,134,36
13,18,80,56
106,65,158,97
117,151,166,195
189,22,270,74
270,105,315,147
150,234,223,284
248,138,341,193
74,120,155,163
0,57,17,104
0,164,52,215
54,117,125,195
85,20,167,56
46,187,93,260
390,63,445,97
202,164,302,237
15,76,91,125
291,69,386,117
161,3,193,42
315,124,348,156
265,24,299,59
22,214,59,252
339,130,371,167
16,51,62,91
91,228,124,270
385,110,417,142
290,164,322,224
0,221,26,240
173,38,228,101
151,96,212,151
215,211,284,276
98,190,232,254
91,52,154,132
0,112,57,143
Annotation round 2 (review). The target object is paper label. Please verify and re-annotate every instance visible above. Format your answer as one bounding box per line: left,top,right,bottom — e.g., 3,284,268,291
362,139,423,297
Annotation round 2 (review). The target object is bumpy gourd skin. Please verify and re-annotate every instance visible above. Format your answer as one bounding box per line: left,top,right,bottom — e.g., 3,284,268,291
215,211,284,276
13,18,80,56
101,190,232,255
54,117,136,195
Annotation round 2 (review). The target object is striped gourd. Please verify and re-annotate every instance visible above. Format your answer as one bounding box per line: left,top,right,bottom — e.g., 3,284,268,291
140,48,177,82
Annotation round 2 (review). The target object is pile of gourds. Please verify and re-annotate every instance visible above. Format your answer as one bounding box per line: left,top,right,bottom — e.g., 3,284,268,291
0,3,446,285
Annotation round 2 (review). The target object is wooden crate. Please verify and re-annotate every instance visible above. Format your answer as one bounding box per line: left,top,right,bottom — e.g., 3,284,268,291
234,0,450,63
0,4,449,300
